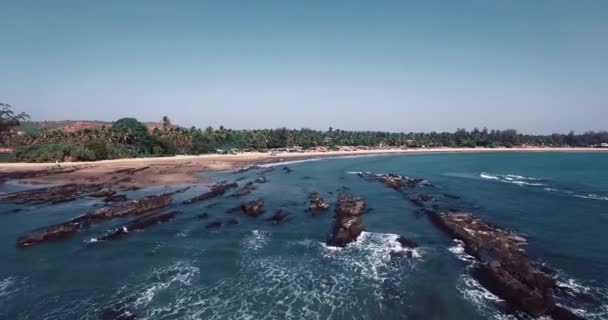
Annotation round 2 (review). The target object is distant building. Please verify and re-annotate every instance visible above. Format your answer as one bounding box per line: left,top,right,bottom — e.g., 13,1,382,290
0,148,13,153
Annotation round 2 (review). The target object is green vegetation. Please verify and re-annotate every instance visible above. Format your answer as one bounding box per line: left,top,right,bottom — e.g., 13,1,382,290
13,143,96,163
0,103,30,146
1,111,607,163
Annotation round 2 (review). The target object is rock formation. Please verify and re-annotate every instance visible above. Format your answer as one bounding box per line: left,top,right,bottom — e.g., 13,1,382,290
427,210,583,320
183,182,238,204
326,194,367,247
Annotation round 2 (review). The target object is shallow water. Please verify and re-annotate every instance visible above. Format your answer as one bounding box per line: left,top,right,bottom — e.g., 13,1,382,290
1,152,607,320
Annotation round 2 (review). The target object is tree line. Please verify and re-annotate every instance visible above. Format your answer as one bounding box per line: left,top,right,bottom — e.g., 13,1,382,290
0,104,607,162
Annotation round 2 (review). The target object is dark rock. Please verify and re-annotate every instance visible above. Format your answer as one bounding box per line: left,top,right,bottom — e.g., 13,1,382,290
427,210,584,320
89,189,116,198
326,194,367,247
443,193,461,200
100,301,136,320
100,211,177,240
409,194,433,207
0,166,84,183
309,192,330,214
17,193,172,247
183,182,238,204
242,199,265,217
283,166,293,173
378,174,423,189
205,220,223,229
266,210,288,224
113,166,150,175
396,236,418,249
231,182,256,197
198,212,209,219
104,194,128,203
225,218,239,225
355,172,423,189
255,176,267,183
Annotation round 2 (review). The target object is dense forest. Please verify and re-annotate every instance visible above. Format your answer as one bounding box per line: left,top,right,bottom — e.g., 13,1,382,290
0,105,607,162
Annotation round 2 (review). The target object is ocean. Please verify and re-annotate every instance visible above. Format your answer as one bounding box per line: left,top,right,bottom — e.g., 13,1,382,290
1,152,607,320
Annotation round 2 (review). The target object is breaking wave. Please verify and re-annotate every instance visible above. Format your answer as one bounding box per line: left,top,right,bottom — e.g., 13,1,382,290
480,172,608,201
480,172,546,186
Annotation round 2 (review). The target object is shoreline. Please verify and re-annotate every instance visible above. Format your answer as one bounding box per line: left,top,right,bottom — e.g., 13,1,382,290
0,147,606,188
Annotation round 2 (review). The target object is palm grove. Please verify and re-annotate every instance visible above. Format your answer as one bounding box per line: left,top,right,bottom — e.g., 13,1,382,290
1,104,607,162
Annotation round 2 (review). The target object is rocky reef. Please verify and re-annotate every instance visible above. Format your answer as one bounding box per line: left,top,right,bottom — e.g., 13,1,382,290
100,211,177,240
228,199,265,217
17,194,172,247
427,211,583,320
1,183,108,204
183,182,238,204
326,194,367,247
266,210,289,224
309,192,330,213
409,194,433,207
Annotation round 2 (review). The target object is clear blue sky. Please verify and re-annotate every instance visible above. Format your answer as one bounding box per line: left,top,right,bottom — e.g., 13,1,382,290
1,0,606,134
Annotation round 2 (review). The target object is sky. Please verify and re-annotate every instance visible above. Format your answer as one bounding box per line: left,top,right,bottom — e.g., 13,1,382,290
1,0,607,134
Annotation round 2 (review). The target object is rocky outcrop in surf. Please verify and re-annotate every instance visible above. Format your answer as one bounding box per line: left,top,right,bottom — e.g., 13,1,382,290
231,182,256,197
228,199,265,217
409,194,433,207
266,210,288,224
326,194,367,247
427,211,584,320
309,192,330,214
100,211,177,240
355,172,425,190
183,182,238,204
16,194,172,247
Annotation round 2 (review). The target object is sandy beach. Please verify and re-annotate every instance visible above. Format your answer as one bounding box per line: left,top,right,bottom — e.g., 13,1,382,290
0,147,606,188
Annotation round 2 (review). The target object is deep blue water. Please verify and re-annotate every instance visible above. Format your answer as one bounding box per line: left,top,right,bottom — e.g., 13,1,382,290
1,152,607,320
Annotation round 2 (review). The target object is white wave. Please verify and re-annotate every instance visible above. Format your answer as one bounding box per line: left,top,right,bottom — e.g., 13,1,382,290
0,276,26,299
480,172,500,180
448,239,477,263
321,232,422,282
134,261,199,308
480,172,546,187
242,230,271,251
574,194,608,201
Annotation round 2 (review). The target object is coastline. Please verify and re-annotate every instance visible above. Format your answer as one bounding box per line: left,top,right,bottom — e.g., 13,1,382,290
0,147,606,188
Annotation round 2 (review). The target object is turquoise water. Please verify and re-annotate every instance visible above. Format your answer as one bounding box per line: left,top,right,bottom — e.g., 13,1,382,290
1,152,607,320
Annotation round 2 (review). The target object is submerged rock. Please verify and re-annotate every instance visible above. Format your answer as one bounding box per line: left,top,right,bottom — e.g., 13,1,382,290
266,210,288,224
206,218,238,229
409,194,433,207
242,199,265,217
255,176,267,183
309,192,330,214
205,220,223,229
0,183,107,205
100,211,177,240
427,210,584,320
396,236,418,249
231,182,256,197
104,194,128,203
283,166,293,173
183,182,238,204
326,194,367,247
198,212,209,219
17,193,172,247
378,174,423,189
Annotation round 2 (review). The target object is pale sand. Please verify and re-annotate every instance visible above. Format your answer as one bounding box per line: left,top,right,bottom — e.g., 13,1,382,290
0,147,605,188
